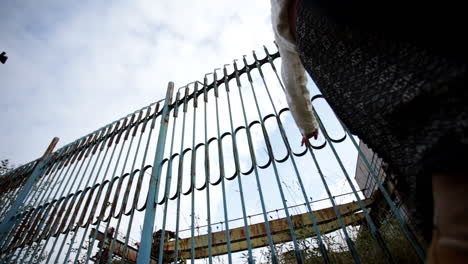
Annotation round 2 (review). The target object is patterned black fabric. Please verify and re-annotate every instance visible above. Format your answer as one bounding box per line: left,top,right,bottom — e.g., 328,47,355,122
295,0,467,237
296,1,467,177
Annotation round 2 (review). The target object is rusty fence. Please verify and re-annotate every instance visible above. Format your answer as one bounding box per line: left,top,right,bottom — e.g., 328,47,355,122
0,44,425,264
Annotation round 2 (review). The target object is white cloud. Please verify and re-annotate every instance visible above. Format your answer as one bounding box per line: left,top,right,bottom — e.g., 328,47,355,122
0,2,364,263
0,0,274,164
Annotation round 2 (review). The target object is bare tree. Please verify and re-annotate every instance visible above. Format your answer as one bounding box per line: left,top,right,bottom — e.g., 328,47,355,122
0,159,14,175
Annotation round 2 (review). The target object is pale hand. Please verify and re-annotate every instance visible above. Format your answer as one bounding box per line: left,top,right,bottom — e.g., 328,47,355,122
301,129,319,147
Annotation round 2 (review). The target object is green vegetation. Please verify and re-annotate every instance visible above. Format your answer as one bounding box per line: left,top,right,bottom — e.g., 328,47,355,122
245,215,422,263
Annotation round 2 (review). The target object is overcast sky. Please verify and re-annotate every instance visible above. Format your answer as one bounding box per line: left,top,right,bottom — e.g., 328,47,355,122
1,0,274,165
1,2,365,262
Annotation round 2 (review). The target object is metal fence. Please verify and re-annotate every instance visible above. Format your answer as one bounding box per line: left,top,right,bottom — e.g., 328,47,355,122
0,44,425,264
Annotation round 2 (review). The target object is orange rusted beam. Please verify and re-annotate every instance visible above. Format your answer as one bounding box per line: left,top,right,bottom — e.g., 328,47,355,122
168,199,371,259
92,199,370,262
185,210,365,259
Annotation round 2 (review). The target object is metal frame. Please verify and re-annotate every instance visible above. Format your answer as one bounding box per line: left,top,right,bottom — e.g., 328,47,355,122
0,44,425,264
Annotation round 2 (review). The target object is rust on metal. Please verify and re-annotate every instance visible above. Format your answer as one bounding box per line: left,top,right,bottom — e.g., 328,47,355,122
92,129,106,154
108,121,121,148
173,91,180,117
109,173,129,219
132,110,144,137
203,77,208,103
124,114,136,141
98,177,119,222
193,82,198,108
141,106,152,133
40,137,60,160
87,180,110,226
78,136,93,161
68,140,82,165
223,65,230,92
183,87,190,112
91,199,371,262
99,126,111,151
116,117,129,144
150,102,161,129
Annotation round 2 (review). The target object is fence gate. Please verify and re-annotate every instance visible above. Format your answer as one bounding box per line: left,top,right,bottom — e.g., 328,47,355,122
0,44,425,264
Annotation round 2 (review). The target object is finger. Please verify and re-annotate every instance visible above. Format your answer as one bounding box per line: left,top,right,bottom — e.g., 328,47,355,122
313,129,319,140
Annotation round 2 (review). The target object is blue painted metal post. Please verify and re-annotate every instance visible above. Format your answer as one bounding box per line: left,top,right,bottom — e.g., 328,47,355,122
0,137,59,245
137,82,174,264
343,123,426,262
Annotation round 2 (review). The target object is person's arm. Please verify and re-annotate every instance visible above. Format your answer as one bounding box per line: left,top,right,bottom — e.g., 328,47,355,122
271,0,319,146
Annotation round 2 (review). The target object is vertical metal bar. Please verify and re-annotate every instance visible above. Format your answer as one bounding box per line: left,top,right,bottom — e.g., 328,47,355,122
97,112,140,264
203,74,213,264
7,148,68,263
242,55,303,263
137,82,174,264
55,126,118,264
23,153,66,239
173,86,189,264
0,166,28,218
0,165,23,210
0,137,58,244
83,119,132,264
0,47,431,264
157,91,180,264
62,123,121,263
190,82,199,264
307,146,362,263
233,59,278,264
20,154,59,214
343,122,426,262
2,159,56,249
259,48,331,263
24,138,89,264
106,108,151,264
223,64,254,263
72,117,128,264
313,112,395,263
46,133,104,264
34,136,95,263
214,68,233,264
30,146,73,210
121,102,161,261
34,133,96,262
0,165,33,227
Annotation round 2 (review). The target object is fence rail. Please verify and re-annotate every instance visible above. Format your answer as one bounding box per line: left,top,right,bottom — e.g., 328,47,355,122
0,43,424,264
